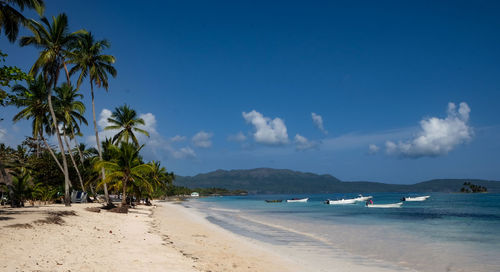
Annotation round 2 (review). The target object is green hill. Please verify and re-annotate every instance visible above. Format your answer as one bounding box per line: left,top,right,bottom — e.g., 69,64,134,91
175,168,500,194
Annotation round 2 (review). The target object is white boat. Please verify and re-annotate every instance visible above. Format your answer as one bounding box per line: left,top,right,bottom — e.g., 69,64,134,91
402,196,430,202
326,198,357,205
190,192,199,197
353,194,373,202
287,198,309,203
366,202,403,208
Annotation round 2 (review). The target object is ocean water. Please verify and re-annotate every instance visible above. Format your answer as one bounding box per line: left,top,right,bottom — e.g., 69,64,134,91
185,193,500,272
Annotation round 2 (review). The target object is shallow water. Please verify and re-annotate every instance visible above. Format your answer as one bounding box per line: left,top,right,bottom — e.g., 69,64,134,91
186,193,500,272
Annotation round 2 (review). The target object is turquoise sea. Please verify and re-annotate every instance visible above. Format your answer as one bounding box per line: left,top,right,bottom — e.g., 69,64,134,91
185,193,500,272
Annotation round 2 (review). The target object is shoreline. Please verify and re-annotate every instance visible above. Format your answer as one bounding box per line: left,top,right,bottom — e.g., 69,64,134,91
168,200,409,272
1,200,407,272
0,202,298,272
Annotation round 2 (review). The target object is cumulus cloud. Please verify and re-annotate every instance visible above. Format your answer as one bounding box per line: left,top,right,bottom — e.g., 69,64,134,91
385,102,473,158
242,110,288,145
192,131,213,148
172,147,196,159
170,135,186,142
138,113,157,133
227,132,247,142
87,108,196,160
368,144,380,154
311,112,327,134
294,134,318,150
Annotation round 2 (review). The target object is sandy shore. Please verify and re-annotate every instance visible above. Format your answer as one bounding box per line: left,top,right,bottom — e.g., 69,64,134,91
153,201,299,272
0,201,408,272
0,203,199,272
0,202,297,272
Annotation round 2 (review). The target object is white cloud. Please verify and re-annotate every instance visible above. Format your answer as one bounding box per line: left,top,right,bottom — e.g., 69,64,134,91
192,131,213,148
311,112,327,134
87,108,197,160
385,102,473,158
227,132,247,142
368,144,380,154
172,147,196,159
97,109,113,129
138,113,157,134
242,110,288,145
294,134,318,150
170,135,186,142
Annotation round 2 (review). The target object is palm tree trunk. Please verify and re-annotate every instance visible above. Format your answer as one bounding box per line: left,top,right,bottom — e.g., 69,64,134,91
63,130,85,192
70,133,95,198
47,82,71,206
62,60,71,85
39,127,64,173
71,132,85,165
121,177,128,206
90,81,110,203
42,137,64,173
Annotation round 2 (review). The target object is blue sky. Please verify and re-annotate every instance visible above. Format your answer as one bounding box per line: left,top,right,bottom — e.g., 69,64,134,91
1,0,500,183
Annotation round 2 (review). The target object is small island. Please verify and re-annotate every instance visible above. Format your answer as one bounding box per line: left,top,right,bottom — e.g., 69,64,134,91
460,182,488,193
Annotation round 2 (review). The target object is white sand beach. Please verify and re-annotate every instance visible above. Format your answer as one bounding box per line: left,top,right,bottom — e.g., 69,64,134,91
0,201,410,272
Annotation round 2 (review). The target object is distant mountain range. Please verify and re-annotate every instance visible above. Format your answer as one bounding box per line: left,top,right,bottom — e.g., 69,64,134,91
175,168,500,194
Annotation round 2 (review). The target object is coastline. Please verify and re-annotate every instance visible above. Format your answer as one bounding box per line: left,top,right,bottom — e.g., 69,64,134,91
0,202,298,272
1,200,406,272
167,200,409,272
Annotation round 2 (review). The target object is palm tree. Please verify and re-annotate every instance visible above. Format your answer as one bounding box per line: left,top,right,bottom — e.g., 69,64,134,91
9,167,33,207
94,142,152,207
11,78,63,172
105,104,149,146
148,160,173,200
0,0,44,42
19,13,82,206
68,31,116,203
11,75,48,157
53,83,87,192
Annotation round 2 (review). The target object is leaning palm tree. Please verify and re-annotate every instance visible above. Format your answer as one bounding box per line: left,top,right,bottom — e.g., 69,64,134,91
11,78,63,173
94,142,152,207
105,104,149,146
68,31,116,203
11,74,48,157
53,83,87,192
0,0,44,42
19,13,82,206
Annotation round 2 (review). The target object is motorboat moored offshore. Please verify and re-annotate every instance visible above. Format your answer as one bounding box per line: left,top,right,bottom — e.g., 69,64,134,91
402,196,430,202
287,198,309,203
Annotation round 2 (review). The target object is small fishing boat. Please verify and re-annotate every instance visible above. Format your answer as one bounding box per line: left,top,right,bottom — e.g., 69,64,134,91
325,198,357,205
265,199,283,203
402,196,430,202
286,198,309,203
353,194,373,202
366,202,403,208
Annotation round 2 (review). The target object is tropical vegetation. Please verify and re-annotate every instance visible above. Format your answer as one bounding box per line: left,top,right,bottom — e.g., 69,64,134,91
0,1,176,210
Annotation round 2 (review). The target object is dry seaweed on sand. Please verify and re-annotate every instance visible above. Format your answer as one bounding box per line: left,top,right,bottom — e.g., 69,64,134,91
85,207,101,213
47,211,77,217
109,206,128,214
33,210,77,225
34,215,65,225
100,203,117,210
5,223,33,229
